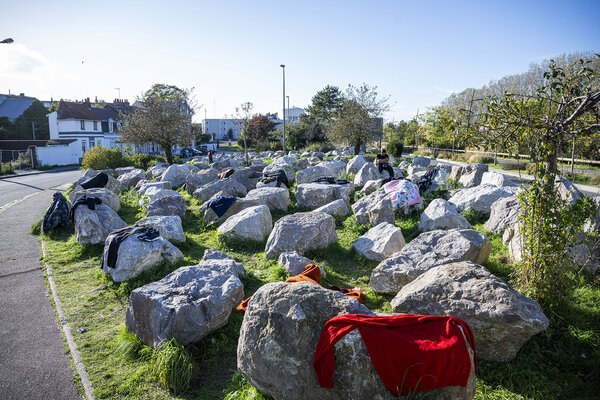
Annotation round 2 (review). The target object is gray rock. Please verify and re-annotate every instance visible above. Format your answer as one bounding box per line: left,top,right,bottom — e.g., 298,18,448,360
203,196,262,225
201,248,246,277
238,282,475,400
117,168,146,190
352,188,395,227
185,168,219,194
135,215,186,244
346,155,367,174
370,229,491,293
555,175,584,205
125,257,244,347
480,171,517,187
412,156,432,167
231,167,260,191
361,179,383,196
295,183,349,210
265,212,337,259
135,180,172,195
419,198,472,232
391,261,549,362
584,196,600,234
139,188,181,208
102,233,183,282
278,251,325,277
296,165,333,185
70,188,121,212
352,222,406,261
161,164,191,188
314,199,349,217
76,169,120,195
449,184,518,216
484,196,522,234
458,164,489,188
73,204,127,244
147,194,186,219
263,162,295,185
218,205,272,241
318,160,346,177
353,163,381,187
193,178,247,203
245,187,290,211
146,162,170,180
407,164,425,175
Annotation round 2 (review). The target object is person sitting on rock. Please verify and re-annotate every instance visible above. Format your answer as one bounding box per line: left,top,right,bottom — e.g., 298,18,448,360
376,149,394,178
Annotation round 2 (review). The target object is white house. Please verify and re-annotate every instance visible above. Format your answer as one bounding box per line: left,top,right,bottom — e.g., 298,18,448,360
47,99,131,160
203,118,245,140
285,106,305,124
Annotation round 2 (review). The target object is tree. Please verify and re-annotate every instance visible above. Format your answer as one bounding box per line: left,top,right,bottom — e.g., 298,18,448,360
227,128,234,141
1,100,50,140
326,83,391,154
231,102,254,164
467,56,600,307
296,85,344,145
243,114,276,145
119,84,194,164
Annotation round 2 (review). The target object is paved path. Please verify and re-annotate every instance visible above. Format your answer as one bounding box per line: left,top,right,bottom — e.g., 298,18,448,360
0,175,82,399
0,169,82,208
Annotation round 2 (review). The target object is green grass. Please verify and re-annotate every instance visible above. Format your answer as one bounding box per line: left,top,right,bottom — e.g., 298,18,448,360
40,183,600,399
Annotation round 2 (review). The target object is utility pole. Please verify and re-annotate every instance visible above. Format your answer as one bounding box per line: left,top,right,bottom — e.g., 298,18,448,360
280,64,286,154
31,122,35,140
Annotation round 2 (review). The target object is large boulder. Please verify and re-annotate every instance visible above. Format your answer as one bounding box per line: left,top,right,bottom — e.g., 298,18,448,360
139,188,181,208
263,163,295,185
76,169,120,195
480,171,517,187
361,179,383,196
125,252,244,347
70,188,121,212
418,198,472,232
346,155,367,174
352,222,406,261
391,261,549,362
147,194,186,219
73,204,127,244
370,229,491,294
314,199,349,217
295,165,332,185
458,164,489,188
231,167,260,191
102,233,183,282
352,188,394,227
193,178,247,203
185,169,219,194
318,160,346,177
117,168,146,190
502,222,524,262
135,215,186,244
449,184,518,216
217,205,272,241
295,183,349,210
160,164,192,187
238,282,475,400
135,180,172,196
412,156,432,167
584,196,600,234
203,196,262,225
277,251,324,277
265,212,337,259
245,187,290,212
555,175,584,205
484,196,522,234
353,163,381,187
146,162,170,180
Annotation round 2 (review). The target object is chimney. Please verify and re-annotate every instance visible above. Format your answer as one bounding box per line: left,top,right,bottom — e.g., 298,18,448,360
20,93,25,96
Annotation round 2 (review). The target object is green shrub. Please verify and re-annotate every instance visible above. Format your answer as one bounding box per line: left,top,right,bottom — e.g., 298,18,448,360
172,155,183,165
467,152,494,164
1,162,14,175
387,139,404,158
525,162,537,175
82,146,129,170
125,154,167,170
152,339,193,393
301,141,335,153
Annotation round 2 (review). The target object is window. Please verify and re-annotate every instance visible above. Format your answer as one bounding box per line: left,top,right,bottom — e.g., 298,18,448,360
81,141,86,153
89,138,94,148
93,121,98,130
109,122,113,132
80,120,85,130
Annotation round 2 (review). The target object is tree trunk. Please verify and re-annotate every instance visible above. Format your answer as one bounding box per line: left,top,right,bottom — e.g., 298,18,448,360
545,141,559,174
164,146,173,164
353,140,361,155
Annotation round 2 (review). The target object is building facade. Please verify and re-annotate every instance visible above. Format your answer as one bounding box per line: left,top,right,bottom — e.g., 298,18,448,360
203,118,244,140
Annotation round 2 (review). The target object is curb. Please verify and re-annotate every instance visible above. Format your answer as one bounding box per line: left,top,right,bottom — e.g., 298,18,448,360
0,166,80,180
41,224,94,399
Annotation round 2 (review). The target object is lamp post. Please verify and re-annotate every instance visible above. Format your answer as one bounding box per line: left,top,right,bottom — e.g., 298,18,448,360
1,38,14,44
280,64,286,154
286,95,290,123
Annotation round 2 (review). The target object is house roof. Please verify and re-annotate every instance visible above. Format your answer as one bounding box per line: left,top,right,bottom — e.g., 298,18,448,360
0,139,77,150
0,94,36,120
57,100,124,121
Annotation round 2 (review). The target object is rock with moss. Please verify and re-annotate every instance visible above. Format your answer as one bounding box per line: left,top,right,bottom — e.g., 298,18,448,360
391,261,549,362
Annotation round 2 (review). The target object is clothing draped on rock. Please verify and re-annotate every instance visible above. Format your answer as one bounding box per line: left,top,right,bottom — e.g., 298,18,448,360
80,172,109,189
312,177,350,185
313,314,476,397
418,167,439,193
99,225,161,270
236,264,365,313
259,169,289,188
42,192,71,232
207,196,238,218
69,196,103,223
383,179,422,208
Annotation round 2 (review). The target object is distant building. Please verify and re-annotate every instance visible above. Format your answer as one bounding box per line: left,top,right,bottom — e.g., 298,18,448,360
47,98,132,159
203,118,245,140
0,93,36,122
285,106,305,124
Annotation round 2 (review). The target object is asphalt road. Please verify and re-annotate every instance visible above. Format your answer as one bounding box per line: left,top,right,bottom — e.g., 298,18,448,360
0,169,82,208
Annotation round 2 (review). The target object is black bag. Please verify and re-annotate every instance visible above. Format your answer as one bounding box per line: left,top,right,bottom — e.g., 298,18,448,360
80,172,109,189
42,192,70,232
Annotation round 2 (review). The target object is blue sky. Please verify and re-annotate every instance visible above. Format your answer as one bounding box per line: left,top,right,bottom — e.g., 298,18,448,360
1,0,598,122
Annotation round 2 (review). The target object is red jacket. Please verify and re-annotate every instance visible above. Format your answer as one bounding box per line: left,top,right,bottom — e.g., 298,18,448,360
313,314,475,396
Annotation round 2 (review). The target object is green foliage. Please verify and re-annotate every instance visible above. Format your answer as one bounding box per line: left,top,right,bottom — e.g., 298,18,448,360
300,142,335,153
460,208,488,225
81,146,128,170
1,162,14,175
30,218,42,235
152,339,194,393
387,139,404,157
124,153,167,170
0,100,50,140
241,114,276,146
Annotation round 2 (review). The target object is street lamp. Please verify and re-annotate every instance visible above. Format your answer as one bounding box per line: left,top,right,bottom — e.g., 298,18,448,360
1,38,14,44
280,64,286,154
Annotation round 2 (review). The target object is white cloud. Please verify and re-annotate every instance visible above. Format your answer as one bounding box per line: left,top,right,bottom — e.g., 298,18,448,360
0,43,58,82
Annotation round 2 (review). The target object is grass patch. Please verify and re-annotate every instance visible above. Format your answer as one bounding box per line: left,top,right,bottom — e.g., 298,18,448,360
40,178,600,399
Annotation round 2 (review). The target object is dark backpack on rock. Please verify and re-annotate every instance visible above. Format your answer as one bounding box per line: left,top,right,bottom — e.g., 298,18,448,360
80,172,109,189
42,192,70,233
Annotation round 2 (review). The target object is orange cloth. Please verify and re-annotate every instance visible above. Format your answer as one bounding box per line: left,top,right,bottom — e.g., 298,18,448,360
235,264,365,312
